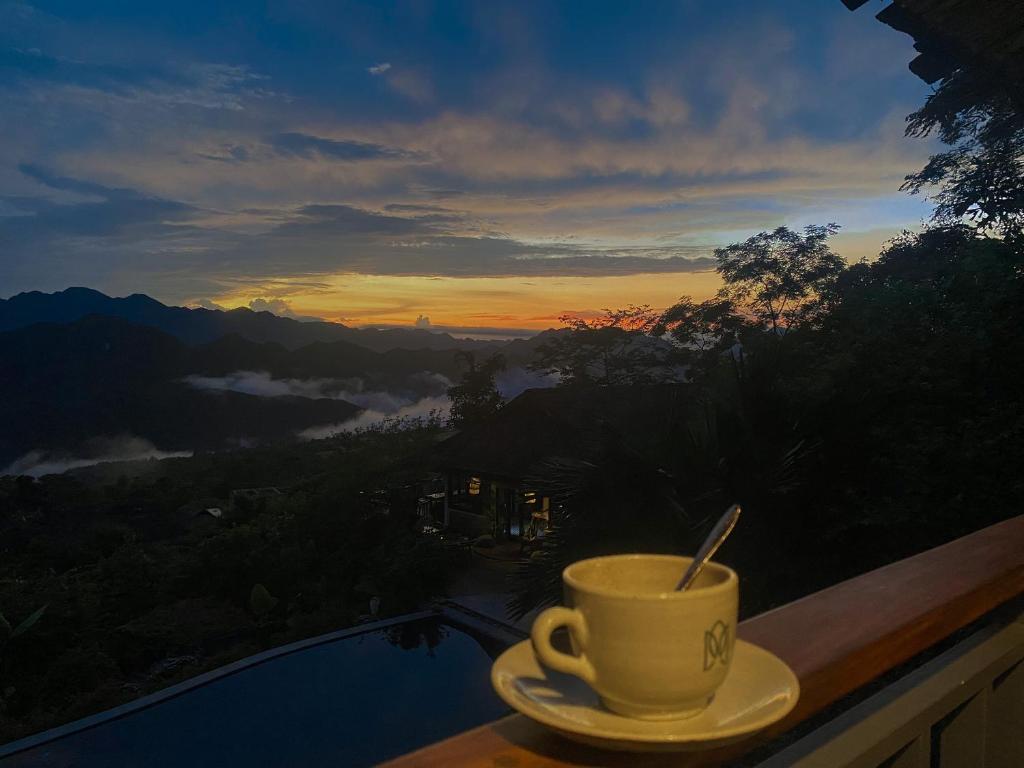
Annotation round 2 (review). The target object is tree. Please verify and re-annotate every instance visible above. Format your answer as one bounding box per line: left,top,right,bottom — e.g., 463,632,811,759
530,306,681,386
446,352,506,428
655,296,745,372
810,225,1024,546
902,69,1024,239
714,224,844,334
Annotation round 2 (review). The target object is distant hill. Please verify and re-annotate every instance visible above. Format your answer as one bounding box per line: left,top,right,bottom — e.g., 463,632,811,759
0,287,502,352
0,291,565,472
0,317,378,468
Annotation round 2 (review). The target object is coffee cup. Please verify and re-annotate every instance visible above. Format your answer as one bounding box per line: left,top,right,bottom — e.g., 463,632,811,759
530,553,738,720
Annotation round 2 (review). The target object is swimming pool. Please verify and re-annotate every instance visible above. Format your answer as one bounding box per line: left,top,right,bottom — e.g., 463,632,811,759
0,605,521,767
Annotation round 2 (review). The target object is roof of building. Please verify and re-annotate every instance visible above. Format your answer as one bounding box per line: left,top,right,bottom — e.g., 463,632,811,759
432,384,691,481
843,0,1024,87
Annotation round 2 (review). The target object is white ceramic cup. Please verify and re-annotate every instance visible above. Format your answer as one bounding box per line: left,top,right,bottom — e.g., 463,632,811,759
530,553,738,721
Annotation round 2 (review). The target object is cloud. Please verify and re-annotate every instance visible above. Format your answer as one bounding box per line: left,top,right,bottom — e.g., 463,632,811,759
383,67,434,103
184,371,344,399
191,296,321,320
2,436,191,478
212,201,718,280
298,395,450,439
2,164,198,240
495,367,558,399
267,132,424,162
270,202,441,236
384,203,455,214
196,144,251,164
0,164,218,297
183,370,453,408
247,297,322,321
293,364,557,439
0,163,720,300
0,43,269,111
0,1,938,306
184,370,455,438
17,163,138,199
193,298,227,310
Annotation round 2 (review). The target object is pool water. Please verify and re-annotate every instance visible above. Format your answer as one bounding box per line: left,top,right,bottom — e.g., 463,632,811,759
1,612,517,767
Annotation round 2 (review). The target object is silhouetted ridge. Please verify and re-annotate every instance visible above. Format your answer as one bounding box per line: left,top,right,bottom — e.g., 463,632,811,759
0,288,502,352
0,316,364,466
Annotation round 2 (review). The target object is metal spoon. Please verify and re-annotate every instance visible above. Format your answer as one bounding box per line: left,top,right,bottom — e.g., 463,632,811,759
675,504,742,591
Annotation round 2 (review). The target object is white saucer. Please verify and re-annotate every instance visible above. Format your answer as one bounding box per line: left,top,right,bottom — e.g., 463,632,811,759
491,638,799,752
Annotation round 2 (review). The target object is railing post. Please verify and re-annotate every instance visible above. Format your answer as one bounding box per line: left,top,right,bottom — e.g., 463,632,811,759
930,688,987,767
986,658,1024,767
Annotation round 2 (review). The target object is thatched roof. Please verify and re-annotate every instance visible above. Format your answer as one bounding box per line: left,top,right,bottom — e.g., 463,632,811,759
843,0,1024,86
432,384,690,481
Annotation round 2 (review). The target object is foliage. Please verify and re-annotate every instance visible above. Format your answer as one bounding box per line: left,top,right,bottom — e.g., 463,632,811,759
655,297,743,351
447,351,506,428
903,69,1024,238
654,296,745,374
248,584,279,618
816,227,1024,530
530,306,681,386
713,224,844,333
514,221,1023,617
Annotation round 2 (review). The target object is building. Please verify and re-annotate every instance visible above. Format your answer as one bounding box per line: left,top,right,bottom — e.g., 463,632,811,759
433,384,690,541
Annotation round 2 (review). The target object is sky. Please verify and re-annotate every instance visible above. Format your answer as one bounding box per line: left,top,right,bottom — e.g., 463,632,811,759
0,0,937,334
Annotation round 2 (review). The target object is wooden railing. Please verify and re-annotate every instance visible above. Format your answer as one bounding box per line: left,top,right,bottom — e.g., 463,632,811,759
759,604,1024,767
381,515,1024,767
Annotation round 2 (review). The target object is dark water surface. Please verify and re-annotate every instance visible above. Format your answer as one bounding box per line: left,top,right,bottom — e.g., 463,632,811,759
2,615,513,768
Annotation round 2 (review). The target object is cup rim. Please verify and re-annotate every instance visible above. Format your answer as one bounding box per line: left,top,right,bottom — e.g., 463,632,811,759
563,553,737,600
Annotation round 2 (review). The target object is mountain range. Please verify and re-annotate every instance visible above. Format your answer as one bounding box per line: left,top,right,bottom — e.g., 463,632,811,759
0,289,556,473
0,317,363,469
0,287,504,352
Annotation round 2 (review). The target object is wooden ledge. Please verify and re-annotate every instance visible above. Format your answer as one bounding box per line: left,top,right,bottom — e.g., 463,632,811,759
382,515,1024,767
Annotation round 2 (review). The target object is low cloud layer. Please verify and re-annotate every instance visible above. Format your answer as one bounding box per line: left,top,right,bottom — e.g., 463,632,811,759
298,365,558,438
298,395,451,439
496,367,559,399
2,436,191,478
182,370,453,407
182,366,557,439
184,371,348,399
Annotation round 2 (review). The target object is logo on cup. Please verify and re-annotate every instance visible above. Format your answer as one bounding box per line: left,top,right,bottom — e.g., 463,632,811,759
703,620,731,671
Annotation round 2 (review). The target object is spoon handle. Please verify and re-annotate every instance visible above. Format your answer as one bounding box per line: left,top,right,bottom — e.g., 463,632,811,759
675,504,742,591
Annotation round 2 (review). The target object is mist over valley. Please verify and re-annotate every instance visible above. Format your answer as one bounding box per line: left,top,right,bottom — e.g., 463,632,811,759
0,289,554,476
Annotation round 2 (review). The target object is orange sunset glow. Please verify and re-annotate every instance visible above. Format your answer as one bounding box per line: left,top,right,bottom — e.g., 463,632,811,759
212,270,726,333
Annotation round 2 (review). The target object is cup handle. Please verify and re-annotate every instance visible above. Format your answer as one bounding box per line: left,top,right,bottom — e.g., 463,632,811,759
530,606,597,685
